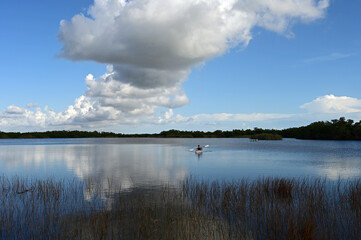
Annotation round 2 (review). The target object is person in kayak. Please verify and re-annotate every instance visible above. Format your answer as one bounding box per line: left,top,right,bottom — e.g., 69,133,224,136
196,145,202,151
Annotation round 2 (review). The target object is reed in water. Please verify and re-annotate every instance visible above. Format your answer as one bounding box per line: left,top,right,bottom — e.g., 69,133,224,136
0,175,360,239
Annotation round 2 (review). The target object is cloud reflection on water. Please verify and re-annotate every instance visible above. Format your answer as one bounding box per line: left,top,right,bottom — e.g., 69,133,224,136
0,142,188,193
0,138,361,191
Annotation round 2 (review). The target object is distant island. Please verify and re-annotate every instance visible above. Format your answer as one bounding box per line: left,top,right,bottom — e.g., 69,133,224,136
0,117,360,140
250,133,283,140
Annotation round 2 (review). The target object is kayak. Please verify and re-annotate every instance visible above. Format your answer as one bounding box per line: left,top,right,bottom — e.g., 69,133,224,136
195,149,202,154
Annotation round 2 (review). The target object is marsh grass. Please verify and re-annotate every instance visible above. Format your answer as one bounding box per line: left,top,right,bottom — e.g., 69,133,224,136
183,177,361,239
0,176,360,239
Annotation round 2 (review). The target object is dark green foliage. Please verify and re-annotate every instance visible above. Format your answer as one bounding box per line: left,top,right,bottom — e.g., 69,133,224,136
281,117,361,140
0,129,277,139
0,131,9,138
250,133,283,140
158,128,280,138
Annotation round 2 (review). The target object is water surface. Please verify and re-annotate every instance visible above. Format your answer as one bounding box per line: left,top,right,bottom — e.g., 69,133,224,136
1,138,361,191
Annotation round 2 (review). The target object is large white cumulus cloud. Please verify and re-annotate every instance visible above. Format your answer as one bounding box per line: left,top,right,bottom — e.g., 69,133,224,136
58,0,329,71
0,69,189,130
1,0,330,130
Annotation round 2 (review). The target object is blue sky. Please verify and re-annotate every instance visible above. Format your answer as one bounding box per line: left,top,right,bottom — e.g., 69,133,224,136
1,0,361,133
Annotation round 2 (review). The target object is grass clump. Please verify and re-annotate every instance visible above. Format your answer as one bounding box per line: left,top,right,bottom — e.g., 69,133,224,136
1,176,361,239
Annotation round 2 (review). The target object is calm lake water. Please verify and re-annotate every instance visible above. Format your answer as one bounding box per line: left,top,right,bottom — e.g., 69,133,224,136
1,138,361,191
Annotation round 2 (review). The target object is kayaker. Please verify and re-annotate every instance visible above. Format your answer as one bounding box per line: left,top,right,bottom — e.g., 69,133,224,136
196,145,202,151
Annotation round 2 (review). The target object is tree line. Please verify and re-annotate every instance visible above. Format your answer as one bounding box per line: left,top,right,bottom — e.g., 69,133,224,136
281,117,361,140
0,117,360,140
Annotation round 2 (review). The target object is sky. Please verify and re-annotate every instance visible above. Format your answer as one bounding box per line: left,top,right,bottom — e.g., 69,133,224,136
0,0,361,133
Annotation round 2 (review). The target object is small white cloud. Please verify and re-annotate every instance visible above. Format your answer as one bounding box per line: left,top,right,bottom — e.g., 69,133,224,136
301,95,361,114
190,113,295,122
5,105,25,115
85,74,95,81
303,53,355,63
26,103,39,108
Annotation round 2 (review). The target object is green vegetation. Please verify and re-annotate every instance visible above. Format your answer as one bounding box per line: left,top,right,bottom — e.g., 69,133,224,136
281,117,361,140
1,176,360,239
250,133,283,140
1,117,361,140
0,128,276,139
